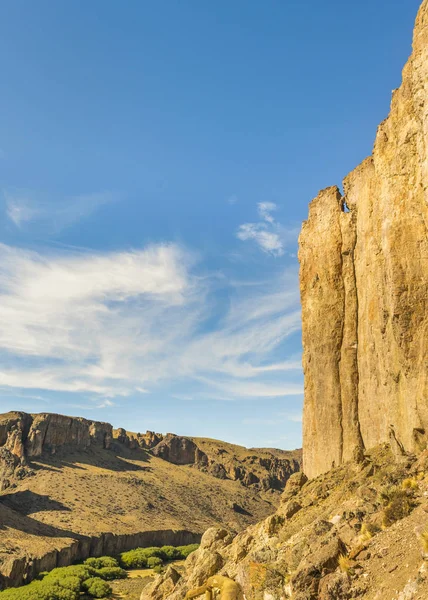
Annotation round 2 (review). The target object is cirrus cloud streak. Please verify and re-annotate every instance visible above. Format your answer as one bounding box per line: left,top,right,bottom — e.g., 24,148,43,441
0,242,302,401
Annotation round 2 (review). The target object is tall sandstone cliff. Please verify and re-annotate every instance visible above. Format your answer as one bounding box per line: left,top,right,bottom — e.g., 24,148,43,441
299,0,428,478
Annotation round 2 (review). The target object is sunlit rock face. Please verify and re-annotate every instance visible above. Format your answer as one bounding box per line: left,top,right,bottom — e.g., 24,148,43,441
299,0,428,478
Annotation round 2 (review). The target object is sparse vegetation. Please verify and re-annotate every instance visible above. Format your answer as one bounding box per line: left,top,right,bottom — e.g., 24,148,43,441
338,553,352,574
84,557,119,570
360,522,380,543
419,526,428,553
82,577,112,598
95,567,127,580
381,487,417,527
153,565,164,575
147,557,163,568
119,544,199,569
402,478,418,490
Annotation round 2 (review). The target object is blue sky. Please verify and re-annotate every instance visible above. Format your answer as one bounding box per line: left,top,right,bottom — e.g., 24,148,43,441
0,0,421,449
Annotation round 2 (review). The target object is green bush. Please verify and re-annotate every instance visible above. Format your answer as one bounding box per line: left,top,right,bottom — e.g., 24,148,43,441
176,544,199,558
119,547,162,568
159,545,181,561
44,576,81,594
119,544,199,569
82,577,112,598
44,565,96,583
84,556,119,570
0,563,110,600
0,580,78,600
119,549,148,569
153,565,164,574
147,557,163,568
96,566,127,580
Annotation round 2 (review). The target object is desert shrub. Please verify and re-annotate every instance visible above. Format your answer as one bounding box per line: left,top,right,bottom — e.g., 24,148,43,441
359,522,380,543
119,543,199,569
0,560,123,600
82,577,112,598
44,576,81,594
176,544,199,558
119,549,148,569
338,553,351,574
379,484,400,506
45,565,96,583
419,526,428,553
147,557,163,568
159,545,181,561
153,565,164,574
382,489,416,527
0,580,78,600
119,547,161,568
84,556,119,570
96,566,127,580
402,478,418,490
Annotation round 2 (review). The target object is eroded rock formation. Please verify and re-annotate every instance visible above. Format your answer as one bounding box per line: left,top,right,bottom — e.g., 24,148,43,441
0,412,301,493
299,0,428,478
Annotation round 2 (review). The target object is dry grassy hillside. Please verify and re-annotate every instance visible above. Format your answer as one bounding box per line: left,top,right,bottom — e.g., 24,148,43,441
0,412,301,589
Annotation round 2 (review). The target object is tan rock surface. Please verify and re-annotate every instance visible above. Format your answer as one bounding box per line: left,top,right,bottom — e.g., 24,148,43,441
142,445,428,600
299,0,428,478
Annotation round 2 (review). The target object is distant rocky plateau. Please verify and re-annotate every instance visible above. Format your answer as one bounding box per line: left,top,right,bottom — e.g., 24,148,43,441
0,411,300,494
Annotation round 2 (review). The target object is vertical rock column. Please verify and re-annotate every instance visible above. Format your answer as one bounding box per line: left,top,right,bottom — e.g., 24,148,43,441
299,187,345,479
299,0,428,478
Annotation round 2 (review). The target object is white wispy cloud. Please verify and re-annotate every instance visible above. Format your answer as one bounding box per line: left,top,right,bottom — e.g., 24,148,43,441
0,242,301,401
4,190,115,233
236,201,297,257
257,201,277,223
237,223,285,256
6,197,40,227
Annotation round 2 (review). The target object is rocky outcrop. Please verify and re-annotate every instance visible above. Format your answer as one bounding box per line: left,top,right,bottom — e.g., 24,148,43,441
151,434,208,466
0,412,112,462
142,445,428,600
26,413,113,457
0,412,301,493
0,412,113,490
151,435,301,491
299,0,428,478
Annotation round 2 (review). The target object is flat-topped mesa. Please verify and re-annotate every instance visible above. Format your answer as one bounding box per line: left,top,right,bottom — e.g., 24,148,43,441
299,0,428,478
